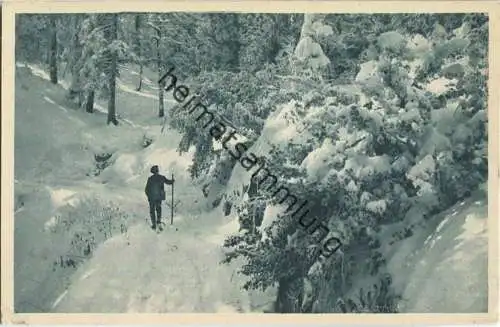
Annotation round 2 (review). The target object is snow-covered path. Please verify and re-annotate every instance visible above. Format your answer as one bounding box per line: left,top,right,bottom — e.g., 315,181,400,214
53,223,250,313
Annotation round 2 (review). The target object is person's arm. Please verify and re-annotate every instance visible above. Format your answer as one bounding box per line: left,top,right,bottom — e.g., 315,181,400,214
145,177,151,196
163,175,174,185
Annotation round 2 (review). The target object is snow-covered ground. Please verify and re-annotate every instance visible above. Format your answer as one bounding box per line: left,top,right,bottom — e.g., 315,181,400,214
52,222,251,313
387,190,488,312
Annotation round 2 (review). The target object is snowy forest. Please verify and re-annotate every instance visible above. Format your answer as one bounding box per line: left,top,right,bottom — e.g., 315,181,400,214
14,12,488,314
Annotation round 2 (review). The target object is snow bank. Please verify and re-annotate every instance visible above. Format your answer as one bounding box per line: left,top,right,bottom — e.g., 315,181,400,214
205,216,240,245
386,192,487,312
114,154,139,178
99,153,141,185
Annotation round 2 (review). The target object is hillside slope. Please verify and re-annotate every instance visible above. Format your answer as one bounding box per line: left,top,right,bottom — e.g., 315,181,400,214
389,190,488,312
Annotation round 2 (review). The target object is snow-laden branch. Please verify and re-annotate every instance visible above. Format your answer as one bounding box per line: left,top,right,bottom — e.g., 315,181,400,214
146,21,161,34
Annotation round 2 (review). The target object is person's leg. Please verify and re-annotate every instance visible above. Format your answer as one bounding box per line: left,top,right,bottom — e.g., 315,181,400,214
149,200,156,228
156,201,162,225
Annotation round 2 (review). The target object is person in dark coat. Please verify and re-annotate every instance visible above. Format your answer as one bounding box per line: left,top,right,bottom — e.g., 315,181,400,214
145,165,174,230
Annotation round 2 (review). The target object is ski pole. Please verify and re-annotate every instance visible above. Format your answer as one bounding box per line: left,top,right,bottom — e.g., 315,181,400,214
171,173,174,225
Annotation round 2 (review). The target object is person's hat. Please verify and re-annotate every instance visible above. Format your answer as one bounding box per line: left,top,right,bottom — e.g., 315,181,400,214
150,165,159,174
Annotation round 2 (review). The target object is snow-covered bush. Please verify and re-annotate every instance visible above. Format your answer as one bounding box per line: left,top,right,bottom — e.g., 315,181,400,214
221,13,487,313
377,31,407,55
49,197,131,270
91,152,114,176
141,133,153,148
334,274,401,313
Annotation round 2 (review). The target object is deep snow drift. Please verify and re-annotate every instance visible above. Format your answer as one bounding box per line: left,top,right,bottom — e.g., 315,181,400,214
386,189,488,312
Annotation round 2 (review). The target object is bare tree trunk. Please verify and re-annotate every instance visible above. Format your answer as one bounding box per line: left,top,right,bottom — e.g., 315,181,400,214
275,277,304,313
158,66,165,118
49,15,58,84
155,25,164,118
269,15,284,63
135,15,143,91
106,14,119,125
85,90,94,113
137,63,143,92
68,15,84,107
274,246,322,313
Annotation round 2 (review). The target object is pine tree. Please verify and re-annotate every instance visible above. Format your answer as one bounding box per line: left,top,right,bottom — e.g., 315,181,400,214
67,14,84,107
134,14,143,91
147,15,166,118
49,14,58,84
208,13,241,71
73,13,128,120
78,14,101,113
221,14,488,313
103,13,119,125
